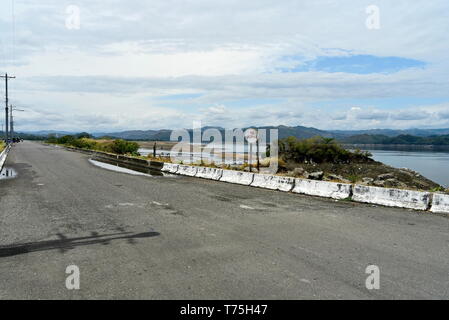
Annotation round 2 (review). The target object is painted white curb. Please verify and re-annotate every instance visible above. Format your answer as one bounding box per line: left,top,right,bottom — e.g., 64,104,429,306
251,174,295,191
0,145,11,171
177,165,198,177
195,167,223,180
220,170,254,185
292,179,352,199
161,163,179,174
430,193,449,214
352,184,431,210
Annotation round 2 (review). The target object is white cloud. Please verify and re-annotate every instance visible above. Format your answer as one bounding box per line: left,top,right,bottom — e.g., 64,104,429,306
0,0,449,131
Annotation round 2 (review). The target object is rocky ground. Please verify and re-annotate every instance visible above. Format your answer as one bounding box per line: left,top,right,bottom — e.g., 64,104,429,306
281,160,446,192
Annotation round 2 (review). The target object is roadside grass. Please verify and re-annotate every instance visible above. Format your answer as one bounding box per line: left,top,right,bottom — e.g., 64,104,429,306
46,135,140,155
0,141,5,152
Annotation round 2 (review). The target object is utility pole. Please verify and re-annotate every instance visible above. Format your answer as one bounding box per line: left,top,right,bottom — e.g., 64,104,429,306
256,138,260,172
10,105,25,142
10,105,14,141
1,73,16,142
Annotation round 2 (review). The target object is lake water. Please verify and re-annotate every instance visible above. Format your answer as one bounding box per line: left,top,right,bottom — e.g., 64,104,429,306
366,149,449,187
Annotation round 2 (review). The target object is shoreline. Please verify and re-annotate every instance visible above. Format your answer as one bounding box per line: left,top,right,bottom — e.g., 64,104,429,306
344,143,449,152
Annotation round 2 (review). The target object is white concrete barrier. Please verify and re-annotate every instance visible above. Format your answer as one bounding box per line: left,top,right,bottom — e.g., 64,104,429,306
220,170,254,185
0,145,11,171
352,185,431,210
177,165,198,177
195,167,223,180
430,193,449,214
293,179,352,199
251,174,295,191
161,163,179,174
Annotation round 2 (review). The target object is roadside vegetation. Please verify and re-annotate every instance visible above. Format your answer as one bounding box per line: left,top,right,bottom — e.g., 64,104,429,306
0,141,5,152
46,133,140,155
278,136,372,164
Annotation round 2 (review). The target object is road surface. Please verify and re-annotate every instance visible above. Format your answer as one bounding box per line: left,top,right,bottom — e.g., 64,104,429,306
0,141,448,299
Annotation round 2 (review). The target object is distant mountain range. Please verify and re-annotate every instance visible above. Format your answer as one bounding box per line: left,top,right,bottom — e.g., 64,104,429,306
86,125,342,140
15,126,449,145
341,134,449,146
330,128,449,137
92,126,449,140
21,126,336,140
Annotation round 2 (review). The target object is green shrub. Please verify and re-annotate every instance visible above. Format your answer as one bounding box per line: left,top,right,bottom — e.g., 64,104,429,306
348,175,361,183
107,139,140,155
46,135,139,156
430,186,446,193
57,135,76,145
278,136,372,164
70,138,98,150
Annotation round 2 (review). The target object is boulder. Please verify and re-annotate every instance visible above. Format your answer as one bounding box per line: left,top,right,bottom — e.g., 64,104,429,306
383,178,407,188
398,169,415,177
362,177,374,184
373,180,385,187
292,167,305,176
327,173,350,183
376,173,395,180
308,171,324,180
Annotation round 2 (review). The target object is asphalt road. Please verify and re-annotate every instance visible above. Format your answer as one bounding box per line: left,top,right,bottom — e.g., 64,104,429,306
0,141,448,299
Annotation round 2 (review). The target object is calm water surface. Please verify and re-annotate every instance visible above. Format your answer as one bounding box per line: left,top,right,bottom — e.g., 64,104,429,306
367,150,449,187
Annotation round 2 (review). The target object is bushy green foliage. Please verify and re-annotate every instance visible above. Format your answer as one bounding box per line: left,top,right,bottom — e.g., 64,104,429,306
108,139,140,155
70,138,98,150
46,135,139,155
279,136,372,164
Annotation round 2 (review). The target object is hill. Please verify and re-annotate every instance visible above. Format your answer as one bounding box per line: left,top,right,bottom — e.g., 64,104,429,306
16,126,449,145
341,134,449,145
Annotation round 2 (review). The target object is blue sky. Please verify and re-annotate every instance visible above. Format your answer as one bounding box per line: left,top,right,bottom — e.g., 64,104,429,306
0,0,448,131
278,54,426,74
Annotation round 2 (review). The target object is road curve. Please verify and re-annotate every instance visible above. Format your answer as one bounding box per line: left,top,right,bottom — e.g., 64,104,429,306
0,141,448,299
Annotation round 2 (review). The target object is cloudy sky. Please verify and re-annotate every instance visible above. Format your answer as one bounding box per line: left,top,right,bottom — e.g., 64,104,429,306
1,0,449,132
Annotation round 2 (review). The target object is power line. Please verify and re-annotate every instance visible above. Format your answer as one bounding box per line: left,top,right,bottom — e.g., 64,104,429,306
11,0,16,72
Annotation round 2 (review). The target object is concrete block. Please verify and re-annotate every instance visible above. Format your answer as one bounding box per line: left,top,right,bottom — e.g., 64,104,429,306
251,174,295,191
161,163,179,174
352,184,431,210
0,145,11,171
430,193,449,214
220,169,254,185
293,179,352,199
195,167,223,180
177,165,198,176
